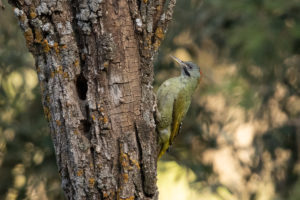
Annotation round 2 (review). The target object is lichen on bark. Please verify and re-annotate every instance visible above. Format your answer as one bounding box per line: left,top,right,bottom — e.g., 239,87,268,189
8,0,176,199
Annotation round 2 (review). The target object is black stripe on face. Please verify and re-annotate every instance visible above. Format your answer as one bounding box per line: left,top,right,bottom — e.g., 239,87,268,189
183,67,191,77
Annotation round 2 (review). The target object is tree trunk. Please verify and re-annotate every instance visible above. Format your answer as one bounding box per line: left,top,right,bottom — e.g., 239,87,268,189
8,0,176,199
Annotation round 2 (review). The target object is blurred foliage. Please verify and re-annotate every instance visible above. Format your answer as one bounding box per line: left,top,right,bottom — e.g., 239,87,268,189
156,0,300,199
1,0,300,199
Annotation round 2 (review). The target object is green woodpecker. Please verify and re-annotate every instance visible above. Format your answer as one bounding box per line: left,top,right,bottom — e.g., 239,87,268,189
156,56,202,160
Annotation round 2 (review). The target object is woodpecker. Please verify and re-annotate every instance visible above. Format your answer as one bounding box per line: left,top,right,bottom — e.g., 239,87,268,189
156,55,201,160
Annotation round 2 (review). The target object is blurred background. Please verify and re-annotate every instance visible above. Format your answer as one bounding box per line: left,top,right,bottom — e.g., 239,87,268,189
1,0,300,199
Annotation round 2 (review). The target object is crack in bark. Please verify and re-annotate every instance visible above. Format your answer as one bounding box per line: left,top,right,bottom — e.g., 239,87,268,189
134,122,154,198
90,146,96,171
62,164,76,199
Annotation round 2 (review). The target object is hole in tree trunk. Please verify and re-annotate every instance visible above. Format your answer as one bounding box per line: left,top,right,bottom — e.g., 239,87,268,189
79,120,91,136
76,73,88,100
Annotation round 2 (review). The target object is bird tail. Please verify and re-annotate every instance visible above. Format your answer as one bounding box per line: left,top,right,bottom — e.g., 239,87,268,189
157,142,169,161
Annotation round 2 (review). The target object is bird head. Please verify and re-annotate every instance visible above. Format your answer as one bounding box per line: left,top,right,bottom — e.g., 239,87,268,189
170,55,202,79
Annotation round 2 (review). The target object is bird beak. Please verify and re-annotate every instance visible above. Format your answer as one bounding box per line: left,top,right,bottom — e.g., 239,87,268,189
170,55,188,69
170,55,191,77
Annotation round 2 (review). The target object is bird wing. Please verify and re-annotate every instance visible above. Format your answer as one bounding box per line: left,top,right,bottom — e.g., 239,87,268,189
169,88,191,145
156,78,180,131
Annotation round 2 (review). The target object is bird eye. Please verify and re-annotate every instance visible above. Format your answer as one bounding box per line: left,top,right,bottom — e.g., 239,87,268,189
183,67,191,76
186,63,193,69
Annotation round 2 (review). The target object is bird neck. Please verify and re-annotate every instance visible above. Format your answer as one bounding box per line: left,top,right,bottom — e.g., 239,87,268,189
180,75,199,91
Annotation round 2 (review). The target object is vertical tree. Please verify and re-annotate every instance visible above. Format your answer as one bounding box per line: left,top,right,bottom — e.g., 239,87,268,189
8,0,176,199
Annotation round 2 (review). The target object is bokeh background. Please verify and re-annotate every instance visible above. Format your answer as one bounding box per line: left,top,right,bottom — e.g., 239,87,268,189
1,0,300,199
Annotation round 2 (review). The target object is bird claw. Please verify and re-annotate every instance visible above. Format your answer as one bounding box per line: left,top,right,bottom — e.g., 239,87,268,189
179,122,183,132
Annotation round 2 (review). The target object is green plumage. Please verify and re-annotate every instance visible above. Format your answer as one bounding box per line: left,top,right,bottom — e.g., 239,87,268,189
156,57,201,160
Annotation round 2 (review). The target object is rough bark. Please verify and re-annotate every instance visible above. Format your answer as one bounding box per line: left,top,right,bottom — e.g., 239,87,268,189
8,0,176,199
